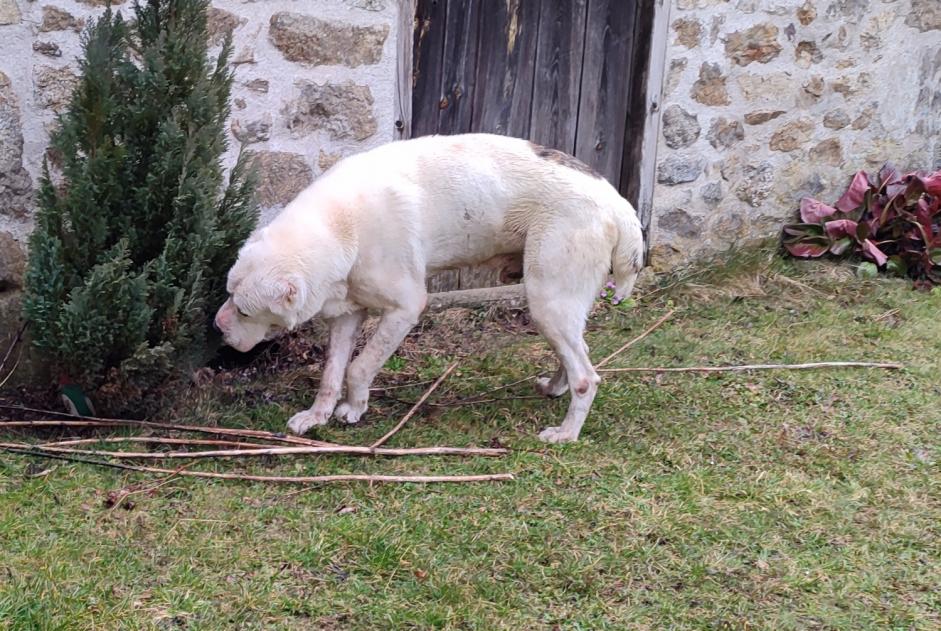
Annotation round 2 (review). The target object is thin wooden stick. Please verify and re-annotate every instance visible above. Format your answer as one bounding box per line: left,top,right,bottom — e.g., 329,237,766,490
595,309,676,369
463,375,537,399
370,361,459,449
0,405,338,447
370,379,435,392
598,361,903,374
415,376,539,408
0,354,21,390
1,442,507,460
433,308,676,407
0,446,514,485
40,437,274,449
0,322,26,376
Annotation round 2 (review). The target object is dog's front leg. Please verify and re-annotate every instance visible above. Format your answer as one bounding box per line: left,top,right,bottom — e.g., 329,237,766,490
287,310,366,435
334,306,423,424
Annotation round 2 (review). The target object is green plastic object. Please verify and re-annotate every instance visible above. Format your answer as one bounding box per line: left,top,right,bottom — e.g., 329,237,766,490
59,381,96,417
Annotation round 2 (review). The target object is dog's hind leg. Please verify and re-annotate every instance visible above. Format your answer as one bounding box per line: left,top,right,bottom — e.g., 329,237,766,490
524,230,606,443
287,309,366,435
335,301,425,424
529,300,600,443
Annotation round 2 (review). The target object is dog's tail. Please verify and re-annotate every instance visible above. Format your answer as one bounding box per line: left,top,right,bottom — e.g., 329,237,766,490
610,201,645,303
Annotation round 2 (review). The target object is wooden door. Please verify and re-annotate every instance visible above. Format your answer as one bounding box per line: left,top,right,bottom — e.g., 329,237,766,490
412,0,654,291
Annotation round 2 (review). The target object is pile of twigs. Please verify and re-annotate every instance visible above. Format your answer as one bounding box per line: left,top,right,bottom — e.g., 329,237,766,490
0,364,515,486
0,308,905,488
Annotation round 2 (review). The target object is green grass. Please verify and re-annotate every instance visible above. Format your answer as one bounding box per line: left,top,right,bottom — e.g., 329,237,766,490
2,253,940,630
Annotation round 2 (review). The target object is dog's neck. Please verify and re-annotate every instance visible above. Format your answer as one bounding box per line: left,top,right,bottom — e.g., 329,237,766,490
279,221,357,327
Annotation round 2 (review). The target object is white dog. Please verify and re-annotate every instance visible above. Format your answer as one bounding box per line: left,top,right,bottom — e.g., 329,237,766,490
214,133,644,443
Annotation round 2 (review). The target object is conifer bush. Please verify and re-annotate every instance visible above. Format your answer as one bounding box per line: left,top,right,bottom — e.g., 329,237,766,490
24,0,257,398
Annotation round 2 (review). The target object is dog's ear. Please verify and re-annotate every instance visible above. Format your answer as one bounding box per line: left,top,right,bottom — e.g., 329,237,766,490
267,276,306,330
274,276,304,308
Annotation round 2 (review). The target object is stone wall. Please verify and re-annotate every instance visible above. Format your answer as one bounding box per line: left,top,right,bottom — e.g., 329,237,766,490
649,0,941,270
2,0,941,341
0,0,402,381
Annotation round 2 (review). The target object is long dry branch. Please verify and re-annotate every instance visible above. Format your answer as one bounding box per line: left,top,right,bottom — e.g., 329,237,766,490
598,361,903,374
40,437,274,449
0,406,338,447
0,446,514,485
1,441,506,460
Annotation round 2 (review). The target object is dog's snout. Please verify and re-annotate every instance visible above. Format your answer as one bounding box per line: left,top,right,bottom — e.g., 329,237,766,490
213,314,223,334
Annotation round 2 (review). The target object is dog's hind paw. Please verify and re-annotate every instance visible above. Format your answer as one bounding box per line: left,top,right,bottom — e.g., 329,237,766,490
534,376,569,398
334,400,367,424
538,426,578,444
287,409,330,435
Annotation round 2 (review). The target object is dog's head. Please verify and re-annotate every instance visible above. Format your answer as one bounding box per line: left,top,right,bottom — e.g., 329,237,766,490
214,230,306,352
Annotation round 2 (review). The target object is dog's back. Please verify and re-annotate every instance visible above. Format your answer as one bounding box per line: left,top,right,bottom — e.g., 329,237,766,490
313,133,642,282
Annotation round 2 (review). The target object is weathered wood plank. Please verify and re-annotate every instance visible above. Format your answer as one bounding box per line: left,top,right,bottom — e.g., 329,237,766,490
470,0,541,138
575,0,638,185
620,0,654,207
395,0,417,140
634,0,672,253
412,0,448,138
457,265,501,290
426,269,461,293
427,284,527,311
436,0,480,135
530,0,589,154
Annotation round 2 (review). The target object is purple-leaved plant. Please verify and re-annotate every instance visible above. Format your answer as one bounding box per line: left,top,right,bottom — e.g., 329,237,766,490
599,280,635,308
782,164,941,286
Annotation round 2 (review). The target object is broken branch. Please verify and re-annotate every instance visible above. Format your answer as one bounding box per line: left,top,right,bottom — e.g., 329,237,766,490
0,446,513,485
598,361,903,374
0,406,338,447
3,442,507,460
39,437,273,449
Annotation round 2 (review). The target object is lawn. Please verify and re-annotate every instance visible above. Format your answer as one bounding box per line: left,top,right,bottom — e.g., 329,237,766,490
1,249,939,630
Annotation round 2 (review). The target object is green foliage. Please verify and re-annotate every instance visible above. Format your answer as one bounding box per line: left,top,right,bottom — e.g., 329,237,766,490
2,265,940,628
23,0,257,393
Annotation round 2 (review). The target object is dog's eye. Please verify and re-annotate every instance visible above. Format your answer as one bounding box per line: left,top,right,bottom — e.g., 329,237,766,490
236,307,249,318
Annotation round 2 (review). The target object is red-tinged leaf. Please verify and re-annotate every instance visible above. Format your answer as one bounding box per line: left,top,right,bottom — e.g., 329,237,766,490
829,237,853,256
915,199,934,233
922,172,941,197
835,171,871,212
824,219,858,240
925,195,941,214
903,175,926,203
861,239,888,266
886,182,907,198
800,198,838,223
785,239,830,258
879,162,901,188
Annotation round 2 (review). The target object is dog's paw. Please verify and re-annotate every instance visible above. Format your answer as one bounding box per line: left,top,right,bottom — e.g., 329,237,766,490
334,400,367,424
286,409,330,435
534,376,568,398
538,426,578,444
